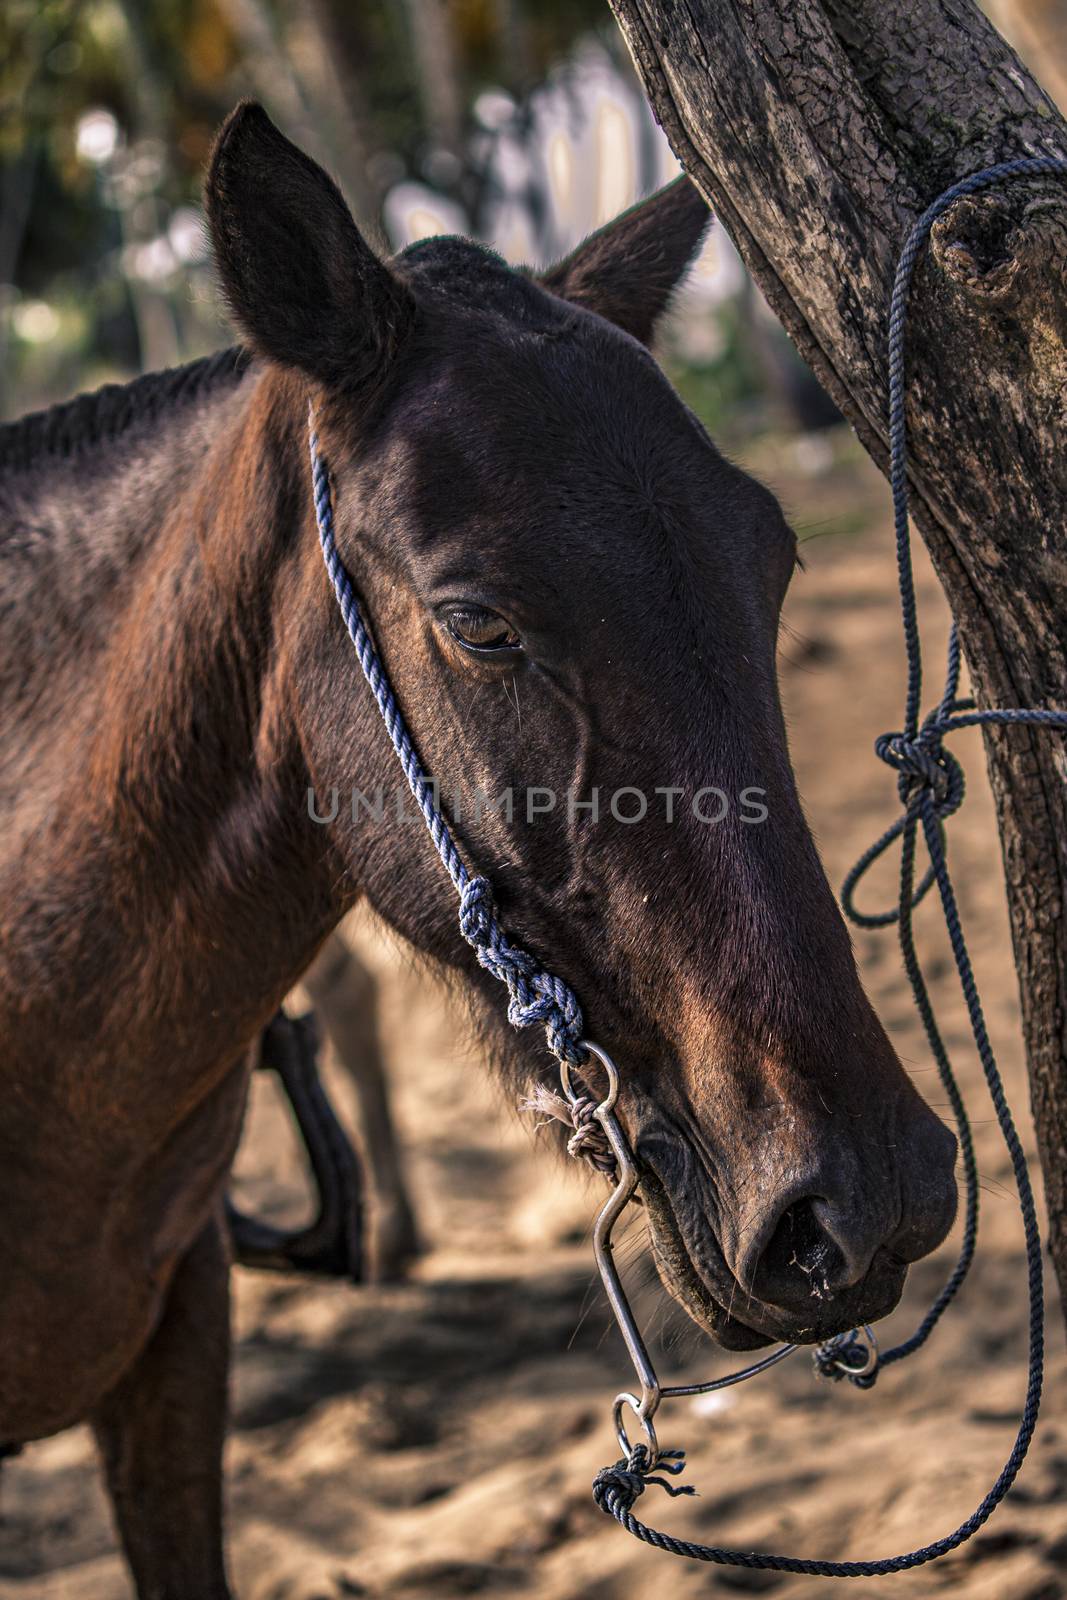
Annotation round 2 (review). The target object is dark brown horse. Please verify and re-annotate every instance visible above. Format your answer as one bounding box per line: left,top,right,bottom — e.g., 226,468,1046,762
0,103,957,1597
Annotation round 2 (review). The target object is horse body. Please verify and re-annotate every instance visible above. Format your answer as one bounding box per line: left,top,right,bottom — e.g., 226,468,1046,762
0,358,331,1439
0,102,958,1597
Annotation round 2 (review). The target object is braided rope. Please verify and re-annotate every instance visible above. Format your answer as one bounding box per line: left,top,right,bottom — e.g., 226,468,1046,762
310,418,589,1088
589,155,1066,1573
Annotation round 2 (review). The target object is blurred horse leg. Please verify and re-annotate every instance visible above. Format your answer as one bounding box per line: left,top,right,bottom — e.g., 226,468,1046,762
91,1211,232,1600
303,932,419,1280
228,1009,364,1280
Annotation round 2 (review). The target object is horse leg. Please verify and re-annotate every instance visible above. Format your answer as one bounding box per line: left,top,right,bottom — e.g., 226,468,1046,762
303,931,419,1280
91,1210,232,1600
229,1008,364,1279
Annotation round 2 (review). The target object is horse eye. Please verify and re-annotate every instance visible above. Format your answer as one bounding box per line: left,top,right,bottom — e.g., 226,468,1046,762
444,606,521,654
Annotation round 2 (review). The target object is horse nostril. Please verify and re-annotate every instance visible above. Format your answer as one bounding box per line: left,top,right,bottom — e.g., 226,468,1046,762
748,1198,850,1307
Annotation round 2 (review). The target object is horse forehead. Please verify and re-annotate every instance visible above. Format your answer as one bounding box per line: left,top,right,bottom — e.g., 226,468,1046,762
365,311,775,597
386,329,708,515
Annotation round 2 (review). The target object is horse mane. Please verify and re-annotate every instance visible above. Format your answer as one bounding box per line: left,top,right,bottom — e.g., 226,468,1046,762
0,346,251,473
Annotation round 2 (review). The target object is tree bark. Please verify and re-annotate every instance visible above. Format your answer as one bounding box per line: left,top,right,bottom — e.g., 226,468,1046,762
608,0,1067,1322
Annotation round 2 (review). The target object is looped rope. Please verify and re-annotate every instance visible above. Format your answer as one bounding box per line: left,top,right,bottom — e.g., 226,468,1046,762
585,153,1066,1577
813,1330,879,1389
593,1446,695,1515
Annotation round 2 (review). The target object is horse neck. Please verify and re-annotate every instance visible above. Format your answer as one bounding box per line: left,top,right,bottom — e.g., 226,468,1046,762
28,366,347,1054
92,368,305,808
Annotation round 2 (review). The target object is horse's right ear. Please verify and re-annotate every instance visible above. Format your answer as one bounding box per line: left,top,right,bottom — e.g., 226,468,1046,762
540,176,710,346
205,102,413,391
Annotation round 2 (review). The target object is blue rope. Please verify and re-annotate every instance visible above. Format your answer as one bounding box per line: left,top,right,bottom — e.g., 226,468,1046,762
836,156,1067,1378
310,157,1066,1576
587,156,1067,1573
309,418,586,1068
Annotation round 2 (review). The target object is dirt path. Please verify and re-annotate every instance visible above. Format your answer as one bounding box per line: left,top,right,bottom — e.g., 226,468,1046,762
4,434,1065,1600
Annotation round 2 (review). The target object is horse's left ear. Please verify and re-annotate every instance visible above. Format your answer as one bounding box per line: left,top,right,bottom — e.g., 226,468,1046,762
205,102,413,391
540,176,711,346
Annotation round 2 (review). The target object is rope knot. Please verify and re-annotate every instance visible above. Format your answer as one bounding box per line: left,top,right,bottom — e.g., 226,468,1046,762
565,1093,617,1176
519,1081,617,1178
592,1458,648,1514
459,876,585,1065
813,1330,879,1389
457,873,498,945
592,1445,694,1516
874,725,964,819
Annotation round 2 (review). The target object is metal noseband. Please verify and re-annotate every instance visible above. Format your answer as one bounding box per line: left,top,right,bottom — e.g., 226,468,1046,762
561,1040,797,1463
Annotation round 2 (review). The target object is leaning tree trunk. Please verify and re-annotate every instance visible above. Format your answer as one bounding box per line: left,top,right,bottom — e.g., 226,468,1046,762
608,0,1067,1324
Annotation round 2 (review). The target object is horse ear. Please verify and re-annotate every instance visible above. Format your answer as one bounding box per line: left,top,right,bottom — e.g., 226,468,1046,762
205,102,414,390
540,176,711,346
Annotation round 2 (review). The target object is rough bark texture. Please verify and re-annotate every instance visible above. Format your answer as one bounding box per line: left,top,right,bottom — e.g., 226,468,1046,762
609,0,1067,1321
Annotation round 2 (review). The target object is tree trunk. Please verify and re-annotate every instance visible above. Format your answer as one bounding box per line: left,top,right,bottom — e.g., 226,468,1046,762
608,0,1067,1324
398,0,465,162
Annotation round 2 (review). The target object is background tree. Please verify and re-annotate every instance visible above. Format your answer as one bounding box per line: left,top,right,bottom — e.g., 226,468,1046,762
606,0,1067,1321
990,0,1067,111
0,0,613,411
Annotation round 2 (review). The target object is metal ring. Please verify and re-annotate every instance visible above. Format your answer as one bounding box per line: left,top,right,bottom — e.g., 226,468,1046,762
830,1324,879,1377
560,1038,620,1114
613,1391,659,1462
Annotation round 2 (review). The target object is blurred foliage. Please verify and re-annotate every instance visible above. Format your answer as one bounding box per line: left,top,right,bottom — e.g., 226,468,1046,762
0,0,828,441
666,302,771,442
0,0,617,413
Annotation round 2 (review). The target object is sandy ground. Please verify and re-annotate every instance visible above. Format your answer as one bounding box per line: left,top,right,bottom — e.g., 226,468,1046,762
4,431,1066,1599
